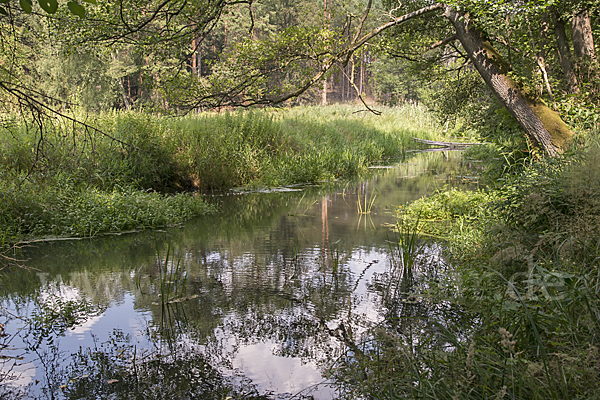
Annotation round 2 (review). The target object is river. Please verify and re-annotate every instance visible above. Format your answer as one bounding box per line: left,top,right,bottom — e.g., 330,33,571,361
0,151,477,399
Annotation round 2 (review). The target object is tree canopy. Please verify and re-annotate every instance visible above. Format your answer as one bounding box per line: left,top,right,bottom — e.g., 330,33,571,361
0,0,598,155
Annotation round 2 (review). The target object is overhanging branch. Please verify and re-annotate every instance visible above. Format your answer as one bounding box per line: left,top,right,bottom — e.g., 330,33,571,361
343,3,444,66
270,3,445,105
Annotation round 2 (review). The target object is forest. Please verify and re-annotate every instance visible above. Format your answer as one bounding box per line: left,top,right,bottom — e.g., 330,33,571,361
1,0,600,399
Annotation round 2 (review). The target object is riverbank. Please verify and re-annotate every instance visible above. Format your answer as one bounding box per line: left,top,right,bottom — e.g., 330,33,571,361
341,142,600,399
0,104,444,250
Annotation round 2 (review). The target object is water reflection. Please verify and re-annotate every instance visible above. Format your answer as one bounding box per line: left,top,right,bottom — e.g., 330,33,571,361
0,151,477,399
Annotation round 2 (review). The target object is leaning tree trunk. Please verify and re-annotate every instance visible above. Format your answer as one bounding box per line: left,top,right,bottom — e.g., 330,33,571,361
444,7,573,156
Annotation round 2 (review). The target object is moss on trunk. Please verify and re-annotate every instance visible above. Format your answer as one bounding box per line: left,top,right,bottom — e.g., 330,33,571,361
444,6,573,156
531,101,573,151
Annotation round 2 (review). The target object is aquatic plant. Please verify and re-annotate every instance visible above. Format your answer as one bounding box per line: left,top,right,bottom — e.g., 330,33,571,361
356,189,377,215
152,243,187,308
392,215,426,277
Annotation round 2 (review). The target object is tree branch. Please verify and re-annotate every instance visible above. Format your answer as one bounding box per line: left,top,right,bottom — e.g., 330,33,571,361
351,0,373,44
342,68,381,115
272,3,445,105
429,34,457,50
344,3,444,64
0,81,136,149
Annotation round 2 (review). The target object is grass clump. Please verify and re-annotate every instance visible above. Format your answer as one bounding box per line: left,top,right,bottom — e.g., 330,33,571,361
0,176,214,241
171,104,439,189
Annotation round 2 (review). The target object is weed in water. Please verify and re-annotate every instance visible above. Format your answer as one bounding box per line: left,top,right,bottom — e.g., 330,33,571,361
325,239,342,275
153,242,187,307
390,214,426,285
356,189,377,215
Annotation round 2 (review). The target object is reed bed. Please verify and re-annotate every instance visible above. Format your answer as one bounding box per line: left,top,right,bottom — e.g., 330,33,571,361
0,104,444,245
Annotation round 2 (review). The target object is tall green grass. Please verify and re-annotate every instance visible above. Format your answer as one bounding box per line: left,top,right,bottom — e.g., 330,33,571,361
0,104,444,244
337,143,600,399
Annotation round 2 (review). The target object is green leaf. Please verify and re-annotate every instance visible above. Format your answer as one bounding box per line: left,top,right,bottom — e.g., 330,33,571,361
0,0,9,4
502,300,520,311
67,0,85,18
82,0,96,3
0,5,6,15
38,0,58,14
19,0,33,13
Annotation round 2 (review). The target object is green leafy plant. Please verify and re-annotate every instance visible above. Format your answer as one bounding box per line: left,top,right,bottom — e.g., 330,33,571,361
1,105,445,245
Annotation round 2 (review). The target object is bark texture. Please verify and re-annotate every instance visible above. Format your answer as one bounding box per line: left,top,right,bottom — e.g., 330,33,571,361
552,12,580,94
572,9,596,60
444,7,573,156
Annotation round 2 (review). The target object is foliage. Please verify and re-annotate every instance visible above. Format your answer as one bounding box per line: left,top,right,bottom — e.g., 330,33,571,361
335,265,600,399
1,0,600,397
2,0,596,158
498,143,600,252
0,180,214,239
0,0,93,18
404,187,497,223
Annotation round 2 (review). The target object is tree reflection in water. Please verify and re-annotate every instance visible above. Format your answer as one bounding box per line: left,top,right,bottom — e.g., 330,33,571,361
60,329,275,400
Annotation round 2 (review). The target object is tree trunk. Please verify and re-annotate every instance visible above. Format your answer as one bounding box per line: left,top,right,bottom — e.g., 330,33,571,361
359,53,364,96
340,65,345,102
321,0,330,106
197,48,201,77
536,16,555,102
444,7,572,156
572,9,596,60
118,78,132,110
553,12,580,94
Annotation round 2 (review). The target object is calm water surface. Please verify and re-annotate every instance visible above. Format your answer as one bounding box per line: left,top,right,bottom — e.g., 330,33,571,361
1,151,477,399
